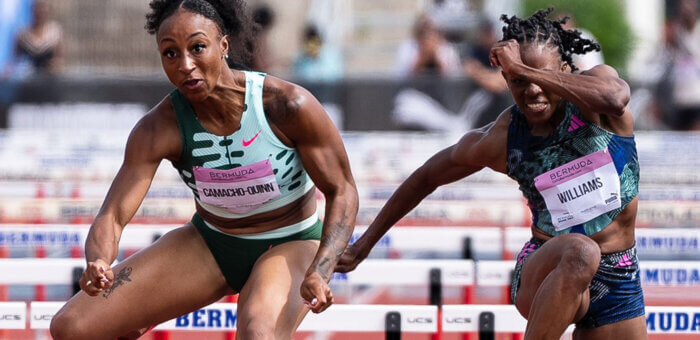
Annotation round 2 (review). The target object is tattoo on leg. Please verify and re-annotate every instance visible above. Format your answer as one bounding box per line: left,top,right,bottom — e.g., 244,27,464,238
102,267,133,299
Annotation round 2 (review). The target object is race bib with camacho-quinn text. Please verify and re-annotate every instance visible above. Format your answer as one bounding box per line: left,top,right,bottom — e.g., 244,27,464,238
194,159,281,214
534,149,621,231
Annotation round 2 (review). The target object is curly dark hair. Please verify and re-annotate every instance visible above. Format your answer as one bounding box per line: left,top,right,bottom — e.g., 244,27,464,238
145,0,255,70
500,7,601,72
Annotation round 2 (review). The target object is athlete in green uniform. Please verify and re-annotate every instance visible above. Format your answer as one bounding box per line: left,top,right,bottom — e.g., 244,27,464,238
50,1,358,339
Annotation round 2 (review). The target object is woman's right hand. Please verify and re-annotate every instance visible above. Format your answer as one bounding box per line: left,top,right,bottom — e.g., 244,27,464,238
489,39,524,77
334,242,369,273
80,259,114,296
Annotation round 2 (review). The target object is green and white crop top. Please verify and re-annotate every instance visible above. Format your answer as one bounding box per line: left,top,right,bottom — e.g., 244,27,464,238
169,71,314,219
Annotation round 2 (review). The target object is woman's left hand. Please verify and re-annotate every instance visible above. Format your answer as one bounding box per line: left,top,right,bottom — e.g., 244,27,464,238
489,39,524,77
300,271,334,314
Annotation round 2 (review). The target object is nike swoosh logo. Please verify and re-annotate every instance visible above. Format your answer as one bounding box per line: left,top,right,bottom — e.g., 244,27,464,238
242,130,262,147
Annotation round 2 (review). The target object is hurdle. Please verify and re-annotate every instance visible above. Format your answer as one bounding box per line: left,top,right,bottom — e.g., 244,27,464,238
0,224,500,257
442,305,700,336
4,257,699,340
3,302,439,338
3,258,699,299
2,302,698,338
3,224,699,261
2,225,699,339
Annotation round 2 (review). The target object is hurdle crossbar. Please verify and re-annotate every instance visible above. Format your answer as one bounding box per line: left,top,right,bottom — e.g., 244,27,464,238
2,302,698,335
3,225,699,260
3,258,698,288
15,302,439,333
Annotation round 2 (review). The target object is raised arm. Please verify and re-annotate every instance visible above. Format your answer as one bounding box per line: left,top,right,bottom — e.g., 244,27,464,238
81,102,180,296
265,80,358,313
490,40,630,117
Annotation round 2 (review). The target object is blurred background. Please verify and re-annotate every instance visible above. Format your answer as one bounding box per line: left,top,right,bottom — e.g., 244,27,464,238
1,0,698,131
0,0,698,339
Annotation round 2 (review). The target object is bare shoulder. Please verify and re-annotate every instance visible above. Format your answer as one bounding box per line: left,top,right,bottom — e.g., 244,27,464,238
261,75,333,146
579,64,621,78
261,75,314,125
127,95,181,162
452,107,511,173
132,95,176,136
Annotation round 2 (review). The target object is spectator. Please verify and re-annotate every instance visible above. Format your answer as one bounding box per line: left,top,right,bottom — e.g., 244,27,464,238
392,14,464,132
426,0,473,42
292,24,343,82
251,3,276,73
460,18,511,128
394,14,461,77
9,0,63,78
0,0,32,77
663,0,700,130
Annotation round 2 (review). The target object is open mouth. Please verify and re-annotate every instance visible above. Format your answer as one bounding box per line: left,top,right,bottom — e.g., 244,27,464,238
183,79,203,90
525,102,548,113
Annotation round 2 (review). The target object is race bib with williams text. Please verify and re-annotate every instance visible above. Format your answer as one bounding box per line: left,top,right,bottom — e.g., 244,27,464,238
534,150,621,231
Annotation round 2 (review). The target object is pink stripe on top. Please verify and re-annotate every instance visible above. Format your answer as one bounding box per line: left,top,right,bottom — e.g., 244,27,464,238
571,115,586,127
534,149,613,191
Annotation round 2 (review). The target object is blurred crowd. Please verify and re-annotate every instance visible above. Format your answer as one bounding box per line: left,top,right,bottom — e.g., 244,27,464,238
655,0,700,131
1,0,63,79
0,0,698,131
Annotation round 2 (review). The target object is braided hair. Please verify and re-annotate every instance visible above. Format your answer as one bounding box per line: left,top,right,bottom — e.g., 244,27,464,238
145,0,255,70
500,7,600,71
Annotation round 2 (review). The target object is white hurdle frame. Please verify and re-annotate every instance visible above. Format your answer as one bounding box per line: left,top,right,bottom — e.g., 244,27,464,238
3,225,699,259
3,258,698,288
1,302,698,335
2,225,700,338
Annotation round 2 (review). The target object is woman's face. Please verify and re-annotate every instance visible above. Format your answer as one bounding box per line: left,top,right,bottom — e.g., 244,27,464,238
32,1,49,25
156,8,229,102
502,42,569,127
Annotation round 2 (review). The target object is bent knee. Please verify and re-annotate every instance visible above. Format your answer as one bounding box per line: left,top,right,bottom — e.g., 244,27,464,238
238,317,293,340
558,234,601,281
237,318,276,340
50,309,93,340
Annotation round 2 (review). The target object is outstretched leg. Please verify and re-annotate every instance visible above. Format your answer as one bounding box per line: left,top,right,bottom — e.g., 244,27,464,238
50,224,231,340
515,233,601,340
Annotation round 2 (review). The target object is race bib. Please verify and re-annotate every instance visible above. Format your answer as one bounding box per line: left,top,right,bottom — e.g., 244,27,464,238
534,150,621,231
194,159,280,214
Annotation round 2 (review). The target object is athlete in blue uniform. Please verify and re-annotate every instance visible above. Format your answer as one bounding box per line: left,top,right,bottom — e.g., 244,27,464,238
50,1,358,339
337,8,646,340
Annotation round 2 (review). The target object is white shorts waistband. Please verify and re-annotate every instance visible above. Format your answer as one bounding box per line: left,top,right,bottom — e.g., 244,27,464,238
202,212,319,240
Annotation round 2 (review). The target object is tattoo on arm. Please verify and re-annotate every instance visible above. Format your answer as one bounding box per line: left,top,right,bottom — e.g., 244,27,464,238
262,85,302,124
315,216,352,280
102,267,133,299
